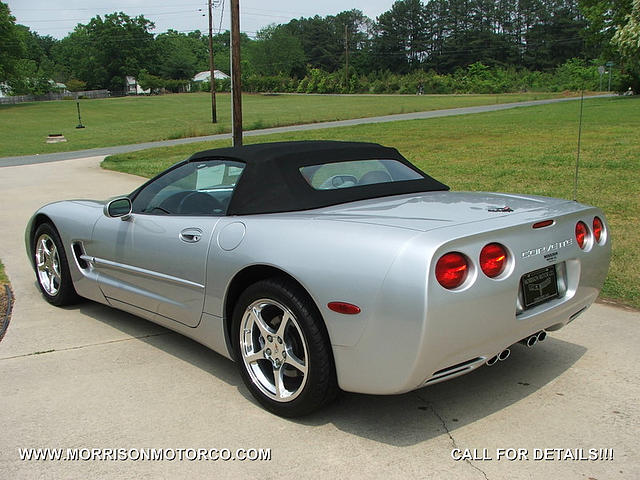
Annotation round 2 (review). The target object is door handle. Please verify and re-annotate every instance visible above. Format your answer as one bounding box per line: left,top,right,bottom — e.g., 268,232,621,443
179,228,203,243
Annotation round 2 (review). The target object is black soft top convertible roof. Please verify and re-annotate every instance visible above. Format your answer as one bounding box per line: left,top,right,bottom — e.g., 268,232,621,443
187,141,449,215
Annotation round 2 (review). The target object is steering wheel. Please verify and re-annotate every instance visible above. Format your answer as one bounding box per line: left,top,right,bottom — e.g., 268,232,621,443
177,191,224,215
319,174,358,190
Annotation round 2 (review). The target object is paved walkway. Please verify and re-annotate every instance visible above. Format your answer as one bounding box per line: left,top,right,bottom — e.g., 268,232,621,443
0,95,612,167
0,155,637,479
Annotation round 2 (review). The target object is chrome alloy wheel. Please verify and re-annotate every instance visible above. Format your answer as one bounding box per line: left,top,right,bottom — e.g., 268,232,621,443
35,233,62,296
239,299,309,402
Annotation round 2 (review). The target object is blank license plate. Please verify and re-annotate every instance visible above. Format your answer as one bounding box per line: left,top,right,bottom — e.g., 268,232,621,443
521,266,559,309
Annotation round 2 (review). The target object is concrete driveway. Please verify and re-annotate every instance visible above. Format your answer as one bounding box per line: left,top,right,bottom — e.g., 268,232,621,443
0,157,638,479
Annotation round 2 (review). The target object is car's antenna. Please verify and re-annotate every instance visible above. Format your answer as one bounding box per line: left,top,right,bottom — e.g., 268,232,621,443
573,90,585,201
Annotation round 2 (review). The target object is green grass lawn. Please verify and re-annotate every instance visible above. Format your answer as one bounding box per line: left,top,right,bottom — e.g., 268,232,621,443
0,260,8,286
0,92,566,157
103,96,640,309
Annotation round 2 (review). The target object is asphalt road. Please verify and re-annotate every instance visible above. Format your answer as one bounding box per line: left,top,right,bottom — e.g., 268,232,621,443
0,156,638,479
0,95,612,168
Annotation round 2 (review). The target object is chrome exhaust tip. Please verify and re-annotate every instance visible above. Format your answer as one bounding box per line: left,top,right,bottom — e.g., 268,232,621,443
520,335,538,348
486,355,498,366
498,349,511,361
536,330,547,342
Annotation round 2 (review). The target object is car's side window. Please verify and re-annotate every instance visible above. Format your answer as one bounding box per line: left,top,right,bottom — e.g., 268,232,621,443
132,159,245,216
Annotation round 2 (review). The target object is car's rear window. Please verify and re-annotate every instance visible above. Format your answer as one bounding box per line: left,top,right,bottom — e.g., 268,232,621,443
300,159,424,190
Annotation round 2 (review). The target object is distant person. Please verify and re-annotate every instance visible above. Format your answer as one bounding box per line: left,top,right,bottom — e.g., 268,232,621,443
623,87,634,96
417,82,424,95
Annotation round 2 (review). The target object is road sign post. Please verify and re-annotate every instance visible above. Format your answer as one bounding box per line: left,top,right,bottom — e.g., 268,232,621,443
605,62,614,92
598,66,605,91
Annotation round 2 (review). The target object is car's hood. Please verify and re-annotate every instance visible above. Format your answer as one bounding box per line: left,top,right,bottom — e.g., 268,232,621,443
311,191,575,231
69,199,106,208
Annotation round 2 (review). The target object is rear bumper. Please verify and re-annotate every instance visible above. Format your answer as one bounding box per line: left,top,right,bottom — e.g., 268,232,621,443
419,285,599,388
333,282,601,395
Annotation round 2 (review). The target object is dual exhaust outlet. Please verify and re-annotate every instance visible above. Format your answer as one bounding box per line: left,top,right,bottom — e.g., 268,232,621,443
519,330,547,348
486,330,546,366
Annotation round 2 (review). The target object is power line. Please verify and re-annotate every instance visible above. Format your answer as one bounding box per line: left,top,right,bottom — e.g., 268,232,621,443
14,6,322,25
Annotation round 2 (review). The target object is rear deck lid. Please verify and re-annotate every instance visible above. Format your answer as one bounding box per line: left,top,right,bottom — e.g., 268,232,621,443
312,191,573,232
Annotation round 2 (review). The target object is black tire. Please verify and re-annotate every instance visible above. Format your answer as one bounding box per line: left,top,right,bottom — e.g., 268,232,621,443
32,223,81,306
232,277,338,417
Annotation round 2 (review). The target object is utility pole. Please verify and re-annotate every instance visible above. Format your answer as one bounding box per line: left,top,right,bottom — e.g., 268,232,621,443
344,24,349,92
207,0,217,123
230,0,243,146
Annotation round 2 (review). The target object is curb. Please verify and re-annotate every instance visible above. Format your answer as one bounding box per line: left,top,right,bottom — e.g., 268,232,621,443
0,284,13,342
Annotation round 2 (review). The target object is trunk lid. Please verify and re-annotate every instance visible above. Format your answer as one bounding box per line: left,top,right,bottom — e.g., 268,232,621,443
312,191,574,232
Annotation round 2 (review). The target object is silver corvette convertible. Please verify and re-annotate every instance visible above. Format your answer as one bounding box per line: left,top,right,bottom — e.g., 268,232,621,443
26,141,610,416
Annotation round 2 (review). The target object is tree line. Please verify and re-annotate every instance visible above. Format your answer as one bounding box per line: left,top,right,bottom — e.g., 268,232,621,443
0,0,638,96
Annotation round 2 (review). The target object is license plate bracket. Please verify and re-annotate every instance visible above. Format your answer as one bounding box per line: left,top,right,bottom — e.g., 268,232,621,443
521,266,559,310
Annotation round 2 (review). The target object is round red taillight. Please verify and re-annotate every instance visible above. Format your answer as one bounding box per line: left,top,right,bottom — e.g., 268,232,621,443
480,243,508,278
436,252,468,289
575,221,589,249
593,217,604,244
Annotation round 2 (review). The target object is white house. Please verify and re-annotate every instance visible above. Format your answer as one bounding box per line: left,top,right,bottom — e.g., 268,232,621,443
125,76,150,95
0,81,66,98
49,81,67,92
192,70,230,83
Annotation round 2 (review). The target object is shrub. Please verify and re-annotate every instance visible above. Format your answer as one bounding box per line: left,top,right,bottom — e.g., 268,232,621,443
229,60,612,95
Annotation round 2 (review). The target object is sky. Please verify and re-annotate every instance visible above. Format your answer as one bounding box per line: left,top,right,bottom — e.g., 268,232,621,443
5,0,394,39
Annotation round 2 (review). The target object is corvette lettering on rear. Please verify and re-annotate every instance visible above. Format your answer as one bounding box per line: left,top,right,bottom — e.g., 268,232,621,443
521,239,573,259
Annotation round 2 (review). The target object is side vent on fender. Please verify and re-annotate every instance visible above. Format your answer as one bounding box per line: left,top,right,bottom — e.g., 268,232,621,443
72,242,89,269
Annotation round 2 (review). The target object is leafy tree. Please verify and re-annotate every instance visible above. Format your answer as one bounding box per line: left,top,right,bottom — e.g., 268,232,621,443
436,30,521,72
612,0,640,88
206,30,252,77
154,30,207,80
0,2,25,83
613,0,640,63
52,27,101,87
285,15,343,71
3,0,631,95
523,4,586,70
247,24,305,76
373,0,429,72
138,69,165,92
65,79,86,92
6,59,50,95
579,0,633,59
333,10,375,74
53,12,155,90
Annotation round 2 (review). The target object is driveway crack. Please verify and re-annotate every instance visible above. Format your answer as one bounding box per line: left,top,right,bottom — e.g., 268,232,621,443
0,331,172,361
417,394,490,480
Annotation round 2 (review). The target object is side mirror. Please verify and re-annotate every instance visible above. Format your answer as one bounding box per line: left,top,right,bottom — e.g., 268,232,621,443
104,197,132,220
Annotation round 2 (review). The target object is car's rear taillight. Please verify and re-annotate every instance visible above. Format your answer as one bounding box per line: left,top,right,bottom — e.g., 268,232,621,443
436,252,468,289
480,243,508,278
575,221,589,249
593,217,604,244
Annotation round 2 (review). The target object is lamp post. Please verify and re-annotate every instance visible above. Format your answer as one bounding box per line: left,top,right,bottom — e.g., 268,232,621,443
75,100,85,129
